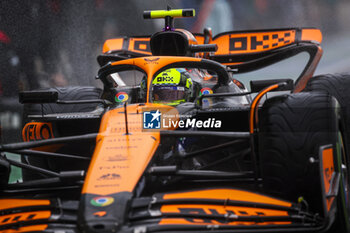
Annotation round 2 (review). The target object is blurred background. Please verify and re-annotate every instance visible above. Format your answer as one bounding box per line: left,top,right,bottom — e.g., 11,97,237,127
1,0,350,143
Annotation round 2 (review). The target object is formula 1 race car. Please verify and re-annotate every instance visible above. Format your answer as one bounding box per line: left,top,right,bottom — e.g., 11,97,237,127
1,8,350,233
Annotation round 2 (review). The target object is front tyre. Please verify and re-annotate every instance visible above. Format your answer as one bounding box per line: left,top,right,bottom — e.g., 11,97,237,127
259,92,340,217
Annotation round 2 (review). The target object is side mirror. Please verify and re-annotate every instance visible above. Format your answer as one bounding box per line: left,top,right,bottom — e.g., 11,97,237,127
189,44,217,53
250,79,294,93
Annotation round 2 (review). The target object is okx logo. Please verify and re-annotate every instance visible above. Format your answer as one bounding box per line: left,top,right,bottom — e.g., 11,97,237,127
143,110,161,129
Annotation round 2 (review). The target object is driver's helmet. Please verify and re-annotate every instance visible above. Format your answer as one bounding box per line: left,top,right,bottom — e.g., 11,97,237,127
152,68,193,105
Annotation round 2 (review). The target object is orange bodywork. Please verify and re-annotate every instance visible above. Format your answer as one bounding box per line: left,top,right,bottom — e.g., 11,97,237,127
210,28,321,56
103,38,124,53
0,199,50,211
82,104,160,195
82,103,178,195
0,225,48,233
110,56,202,76
213,30,296,55
160,204,288,216
159,203,290,225
301,28,322,44
194,34,205,44
163,189,292,207
103,28,322,57
322,147,335,211
159,189,292,226
103,37,151,55
249,84,280,133
0,199,51,231
159,218,291,226
0,211,51,226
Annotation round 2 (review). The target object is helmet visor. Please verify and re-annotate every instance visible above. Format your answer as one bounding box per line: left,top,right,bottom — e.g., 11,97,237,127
152,86,185,102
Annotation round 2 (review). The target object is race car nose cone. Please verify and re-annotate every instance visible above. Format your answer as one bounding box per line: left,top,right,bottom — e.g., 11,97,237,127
78,192,132,233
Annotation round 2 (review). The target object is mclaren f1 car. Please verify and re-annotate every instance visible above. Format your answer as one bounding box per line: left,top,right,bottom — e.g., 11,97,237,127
1,8,350,233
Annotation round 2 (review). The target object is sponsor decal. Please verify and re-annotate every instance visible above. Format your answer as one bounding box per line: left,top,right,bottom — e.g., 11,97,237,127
106,154,128,161
199,87,213,96
115,92,129,103
94,184,119,188
90,197,114,207
227,31,295,53
144,58,160,62
144,57,160,64
157,76,174,82
98,173,121,180
99,165,129,170
93,211,107,217
22,122,54,142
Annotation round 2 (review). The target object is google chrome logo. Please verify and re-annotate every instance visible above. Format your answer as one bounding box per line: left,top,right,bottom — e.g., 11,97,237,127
115,92,129,103
200,88,213,96
90,196,114,207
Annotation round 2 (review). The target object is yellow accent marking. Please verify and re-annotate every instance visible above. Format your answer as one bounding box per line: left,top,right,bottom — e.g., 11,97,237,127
150,9,194,18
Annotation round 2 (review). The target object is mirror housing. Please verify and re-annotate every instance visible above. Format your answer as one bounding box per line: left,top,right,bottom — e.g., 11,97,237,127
250,79,294,93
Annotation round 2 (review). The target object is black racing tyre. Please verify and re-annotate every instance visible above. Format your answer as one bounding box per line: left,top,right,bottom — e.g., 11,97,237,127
22,86,102,181
305,74,350,232
305,74,350,158
259,92,340,216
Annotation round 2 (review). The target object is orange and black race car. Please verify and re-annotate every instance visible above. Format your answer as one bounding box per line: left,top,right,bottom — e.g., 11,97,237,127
1,8,350,233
